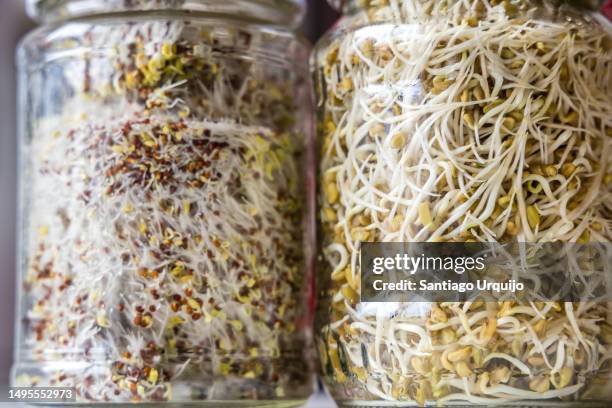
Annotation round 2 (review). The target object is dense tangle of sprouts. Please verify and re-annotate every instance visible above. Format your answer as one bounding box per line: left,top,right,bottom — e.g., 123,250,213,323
315,0,612,404
15,17,311,403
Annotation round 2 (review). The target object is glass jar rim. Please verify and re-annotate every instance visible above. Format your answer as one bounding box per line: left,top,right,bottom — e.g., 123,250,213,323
26,0,306,26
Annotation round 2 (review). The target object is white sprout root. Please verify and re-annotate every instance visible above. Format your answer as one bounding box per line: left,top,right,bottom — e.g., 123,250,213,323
15,18,311,402
315,0,612,405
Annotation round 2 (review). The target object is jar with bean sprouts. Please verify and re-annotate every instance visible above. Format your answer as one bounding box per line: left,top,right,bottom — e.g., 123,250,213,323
313,0,612,405
12,0,313,405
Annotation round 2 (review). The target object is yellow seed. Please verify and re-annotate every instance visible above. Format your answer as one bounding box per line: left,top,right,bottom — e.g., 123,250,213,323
511,338,522,357
473,86,484,100
430,306,447,323
561,163,576,177
432,84,450,94
463,112,475,129
475,373,488,395
328,344,347,383
38,225,49,237
554,367,573,389
533,319,548,336
125,70,139,88
325,182,339,204
411,356,431,376
498,301,513,317
527,355,545,366
440,328,456,345
230,320,244,331
559,64,569,80
418,202,433,227
497,196,511,207
483,100,502,113
527,205,540,229
472,348,483,368
506,220,518,235
491,366,510,384
432,383,449,399
559,111,579,125
96,314,110,328
111,144,127,154
509,110,523,121
502,116,516,130
529,376,550,393
341,285,359,304
440,350,454,372
324,120,336,137
161,43,176,59
543,165,557,177
604,173,612,185
510,59,524,69
148,368,159,383
503,0,518,14
351,227,369,242
531,163,543,175
390,132,406,149
574,348,585,365
219,362,231,375
480,318,497,344
463,16,478,27
455,361,472,378
432,76,453,93
460,89,470,103
358,214,371,226
448,347,471,363
147,55,164,72
141,314,152,327
340,77,353,92
331,265,346,281
415,381,427,406
178,107,190,118
187,298,201,312
536,41,546,52
433,75,447,85
345,267,360,292
323,207,337,223
167,315,184,329
368,123,385,138
353,366,367,381
467,78,480,88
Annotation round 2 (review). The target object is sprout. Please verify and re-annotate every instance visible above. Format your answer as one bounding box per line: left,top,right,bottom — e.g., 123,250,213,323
315,0,612,404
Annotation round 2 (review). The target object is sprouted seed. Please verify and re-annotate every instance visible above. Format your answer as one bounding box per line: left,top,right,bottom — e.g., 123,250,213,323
315,0,612,404
16,17,310,402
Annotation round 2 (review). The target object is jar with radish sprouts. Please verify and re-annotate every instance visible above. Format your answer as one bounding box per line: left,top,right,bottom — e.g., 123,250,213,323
313,0,612,405
13,0,313,404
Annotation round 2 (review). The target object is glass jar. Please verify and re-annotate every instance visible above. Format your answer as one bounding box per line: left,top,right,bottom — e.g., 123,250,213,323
313,0,612,406
13,0,314,404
